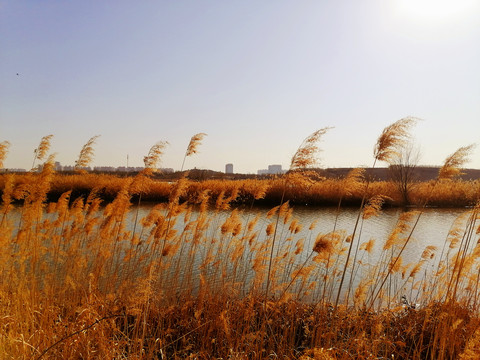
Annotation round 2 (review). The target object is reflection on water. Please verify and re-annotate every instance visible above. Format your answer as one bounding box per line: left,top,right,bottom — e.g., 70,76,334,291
292,206,465,263
131,204,466,264
6,202,473,305
128,204,470,301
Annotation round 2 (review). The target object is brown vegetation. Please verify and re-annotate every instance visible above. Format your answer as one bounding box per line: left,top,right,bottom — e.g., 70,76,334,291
1,164,480,359
1,123,480,359
3,172,479,208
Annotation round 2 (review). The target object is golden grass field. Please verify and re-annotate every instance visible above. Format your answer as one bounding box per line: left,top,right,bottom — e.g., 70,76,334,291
2,169,480,209
1,121,480,359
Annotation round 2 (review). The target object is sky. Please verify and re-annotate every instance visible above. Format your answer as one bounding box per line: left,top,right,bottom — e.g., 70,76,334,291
1,0,479,173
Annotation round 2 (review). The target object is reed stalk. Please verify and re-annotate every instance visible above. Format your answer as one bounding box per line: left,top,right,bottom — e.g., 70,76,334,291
1,127,480,359
181,133,207,172
31,135,53,170
265,127,331,299
335,117,417,308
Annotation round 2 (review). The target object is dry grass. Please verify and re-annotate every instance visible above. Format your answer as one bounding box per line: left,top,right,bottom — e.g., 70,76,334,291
1,167,480,359
0,167,479,359
2,173,480,208
1,124,480,359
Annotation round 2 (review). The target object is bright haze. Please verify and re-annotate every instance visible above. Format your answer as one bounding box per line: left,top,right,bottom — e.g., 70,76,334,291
1,1,479,173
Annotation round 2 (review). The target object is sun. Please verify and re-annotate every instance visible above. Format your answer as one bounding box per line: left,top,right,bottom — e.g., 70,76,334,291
392,0,479,24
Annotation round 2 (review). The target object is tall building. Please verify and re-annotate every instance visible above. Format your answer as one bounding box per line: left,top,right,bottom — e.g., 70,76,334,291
268,164,283,174
257,164,285,175
225,163,233,174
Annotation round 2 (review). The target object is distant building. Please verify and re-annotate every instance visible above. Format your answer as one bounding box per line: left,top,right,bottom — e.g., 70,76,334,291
225,163,233,174
268,164,283,174
114,166,173,173
4,168,26,173
77,166,92,172
94,166,117,172
2,162,175,173
257,164,285,175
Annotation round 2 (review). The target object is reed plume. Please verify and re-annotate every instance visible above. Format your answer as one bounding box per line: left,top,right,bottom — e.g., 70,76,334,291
32,134,53,169
143,141,169,173
130,141,169,239
75,135,100,170
336,118,417,308
343,168,365,196
0,140,10,169
290,127,332,171
186,133,207,157
421,245,437,260
181,133,207,171
362,195,385,219
409,261,424,279
438,144,476,180
313,233,334,255
266,128,332,299
359,239,375,254
373,117,418,163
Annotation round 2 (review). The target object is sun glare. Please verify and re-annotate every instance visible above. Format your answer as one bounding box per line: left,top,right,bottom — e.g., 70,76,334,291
393,0,479,23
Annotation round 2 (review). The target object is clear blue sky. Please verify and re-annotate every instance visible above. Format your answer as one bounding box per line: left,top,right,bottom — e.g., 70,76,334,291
1,0,479,173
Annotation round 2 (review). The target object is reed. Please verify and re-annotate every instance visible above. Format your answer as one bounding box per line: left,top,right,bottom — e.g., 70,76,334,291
0,140,10,169
3,172,480,208
1,126,480,359
335,117,417,308
32,134,53,170
181,132,207,172
74,135,100,171
142,141,169,175
265,127,331,299
367,144,476,312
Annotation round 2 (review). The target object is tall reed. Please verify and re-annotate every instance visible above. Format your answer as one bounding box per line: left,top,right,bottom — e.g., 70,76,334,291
0,140,10,169
181,133,207,172
2,129,480,359
75,135,100,171
368,143,476,310
265,127,331,298
335,117,417,307
32,134,53,170
131,141,169,237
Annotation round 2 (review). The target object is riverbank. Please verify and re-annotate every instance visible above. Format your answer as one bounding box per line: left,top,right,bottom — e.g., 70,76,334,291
1,166,480,358
1,172,480,207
